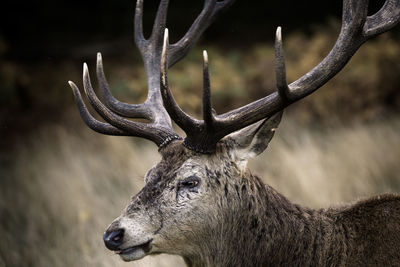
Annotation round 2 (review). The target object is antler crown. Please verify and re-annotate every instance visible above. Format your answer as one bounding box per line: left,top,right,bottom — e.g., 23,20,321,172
70,0,400,153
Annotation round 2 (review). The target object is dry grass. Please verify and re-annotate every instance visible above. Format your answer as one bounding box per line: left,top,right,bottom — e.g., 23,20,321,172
1,20,399,267
1,113,400,267
252,117,400,207
0,117,185,267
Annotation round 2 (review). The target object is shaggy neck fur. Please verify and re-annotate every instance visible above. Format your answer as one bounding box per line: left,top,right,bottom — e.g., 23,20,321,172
182,172,344,267
155,143,400,266
181,170,400,267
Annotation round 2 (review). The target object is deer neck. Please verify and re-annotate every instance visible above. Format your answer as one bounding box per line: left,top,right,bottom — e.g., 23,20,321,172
182,172,347,267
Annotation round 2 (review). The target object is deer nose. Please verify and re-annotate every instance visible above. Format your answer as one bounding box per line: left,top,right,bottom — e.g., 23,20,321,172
103,228,124,251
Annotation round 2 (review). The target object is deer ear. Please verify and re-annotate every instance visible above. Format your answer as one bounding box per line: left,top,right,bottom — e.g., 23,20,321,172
225,111,283,160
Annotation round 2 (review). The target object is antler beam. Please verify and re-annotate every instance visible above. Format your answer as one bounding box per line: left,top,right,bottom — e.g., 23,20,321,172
161,0,400,153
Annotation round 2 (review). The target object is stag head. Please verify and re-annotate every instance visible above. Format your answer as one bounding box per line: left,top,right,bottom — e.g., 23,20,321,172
103,114,281,261
68,0,400,264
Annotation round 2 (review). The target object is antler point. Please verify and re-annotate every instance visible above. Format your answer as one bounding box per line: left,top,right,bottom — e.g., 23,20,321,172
276,26,282,42
164,28,169,40
97,53,104,68
203,50,209,64
68,81,80,95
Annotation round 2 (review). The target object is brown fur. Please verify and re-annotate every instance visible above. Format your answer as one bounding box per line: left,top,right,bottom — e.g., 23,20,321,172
107,141,400,266
227,171,400,266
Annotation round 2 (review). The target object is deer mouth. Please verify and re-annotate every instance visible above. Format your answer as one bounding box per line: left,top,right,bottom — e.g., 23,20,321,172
115,239,153,261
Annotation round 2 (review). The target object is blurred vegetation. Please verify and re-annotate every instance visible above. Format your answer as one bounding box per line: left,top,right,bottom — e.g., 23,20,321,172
1,20,399,137
1,1,400,266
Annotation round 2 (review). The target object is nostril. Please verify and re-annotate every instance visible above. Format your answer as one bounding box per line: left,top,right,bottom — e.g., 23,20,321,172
103,228,125,251
112,234,122,242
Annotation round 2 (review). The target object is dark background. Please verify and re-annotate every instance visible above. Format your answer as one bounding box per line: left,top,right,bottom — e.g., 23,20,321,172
1,1,400,267
1,1,391,61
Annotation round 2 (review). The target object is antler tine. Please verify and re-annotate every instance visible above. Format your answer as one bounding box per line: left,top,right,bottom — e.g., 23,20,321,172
95,0,165,120
69,81,129,136
96,53,150,119
134,0,147,51
202,50,215,128
93,0,171,121
168,0,236,67
160,29,200,132
161,31,224,153
274,27,290,101
81,63,177,145
150,0,170,43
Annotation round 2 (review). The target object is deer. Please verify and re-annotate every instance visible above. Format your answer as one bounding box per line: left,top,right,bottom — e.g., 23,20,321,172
68,0,400,266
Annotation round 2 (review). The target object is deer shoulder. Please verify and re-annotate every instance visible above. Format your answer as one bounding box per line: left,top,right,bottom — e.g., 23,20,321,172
325,194,400,266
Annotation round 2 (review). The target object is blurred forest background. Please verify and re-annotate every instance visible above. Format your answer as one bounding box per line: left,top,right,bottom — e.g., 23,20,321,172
1,0,400,266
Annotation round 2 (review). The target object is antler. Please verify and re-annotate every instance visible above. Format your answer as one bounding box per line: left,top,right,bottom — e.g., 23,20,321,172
69,0,236,148
161,0,400,153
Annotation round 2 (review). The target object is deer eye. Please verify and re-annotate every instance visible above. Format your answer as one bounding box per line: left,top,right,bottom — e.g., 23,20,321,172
179,176,200,189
